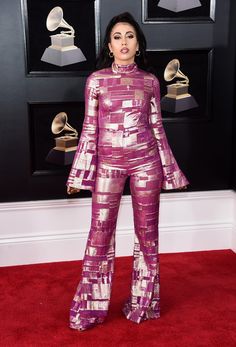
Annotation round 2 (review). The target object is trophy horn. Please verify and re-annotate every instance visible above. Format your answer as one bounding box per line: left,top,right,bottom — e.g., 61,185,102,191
51,112,78,137
46,6,75,36
164,59,189,85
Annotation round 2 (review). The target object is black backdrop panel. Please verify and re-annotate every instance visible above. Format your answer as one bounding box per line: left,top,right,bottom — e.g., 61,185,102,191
143,0,215,22
28,102,84,176
22,0,98,75
0,0,235,202
147,49,213,122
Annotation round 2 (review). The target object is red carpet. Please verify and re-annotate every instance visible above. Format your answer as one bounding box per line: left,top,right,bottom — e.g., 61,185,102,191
0,250,235,347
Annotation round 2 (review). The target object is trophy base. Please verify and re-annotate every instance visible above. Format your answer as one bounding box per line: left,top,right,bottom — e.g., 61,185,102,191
167,84,189,96
46,148,76,166
161,95,198,113
55,136,78,149
41,46,86,66
158,0,201,12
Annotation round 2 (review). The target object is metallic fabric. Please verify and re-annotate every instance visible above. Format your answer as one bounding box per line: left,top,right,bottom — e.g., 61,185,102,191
67,62,189,330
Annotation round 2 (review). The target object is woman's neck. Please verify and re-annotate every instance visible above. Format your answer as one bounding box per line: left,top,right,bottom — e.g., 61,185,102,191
112,61,137,74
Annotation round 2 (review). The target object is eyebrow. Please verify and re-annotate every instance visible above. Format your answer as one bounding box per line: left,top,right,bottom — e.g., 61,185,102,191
112,31,135,36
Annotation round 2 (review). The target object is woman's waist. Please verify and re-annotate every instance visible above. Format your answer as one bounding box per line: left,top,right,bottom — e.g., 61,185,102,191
97,135,159,159
99,124,149,134
99,125,153,142
98,125,154,145
97,142,161,167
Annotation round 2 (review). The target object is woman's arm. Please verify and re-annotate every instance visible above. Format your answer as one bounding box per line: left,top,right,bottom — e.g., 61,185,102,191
67,74,99,192
149,75,189,190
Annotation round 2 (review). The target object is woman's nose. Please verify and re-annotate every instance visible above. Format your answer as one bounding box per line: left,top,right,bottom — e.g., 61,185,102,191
121,38,127,45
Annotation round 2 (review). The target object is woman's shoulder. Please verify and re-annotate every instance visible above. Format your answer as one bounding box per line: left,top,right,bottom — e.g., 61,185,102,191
142,69,159,81
85,68,111,90
87,67,112,81
139,68,160,87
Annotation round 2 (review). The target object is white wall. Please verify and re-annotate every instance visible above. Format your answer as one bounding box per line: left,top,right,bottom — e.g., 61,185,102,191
0,190,235,266
232,191,236,252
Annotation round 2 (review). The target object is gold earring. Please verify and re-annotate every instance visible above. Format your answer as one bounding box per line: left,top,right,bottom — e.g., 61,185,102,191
109,51,114,58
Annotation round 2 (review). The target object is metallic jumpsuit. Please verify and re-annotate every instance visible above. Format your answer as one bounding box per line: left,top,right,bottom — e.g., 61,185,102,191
67,62,189,330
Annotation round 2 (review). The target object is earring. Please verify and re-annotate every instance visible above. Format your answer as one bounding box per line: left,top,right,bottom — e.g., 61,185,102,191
109,51,114,58
136,50,141,56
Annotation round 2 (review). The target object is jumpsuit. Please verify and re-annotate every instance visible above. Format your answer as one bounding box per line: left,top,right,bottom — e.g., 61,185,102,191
67,62,189,331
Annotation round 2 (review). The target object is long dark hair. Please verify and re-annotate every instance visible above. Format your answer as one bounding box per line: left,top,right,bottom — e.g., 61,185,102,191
96,12,148,71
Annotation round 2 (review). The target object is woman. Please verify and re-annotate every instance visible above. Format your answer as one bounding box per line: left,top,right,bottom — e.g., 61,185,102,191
67,12,189,331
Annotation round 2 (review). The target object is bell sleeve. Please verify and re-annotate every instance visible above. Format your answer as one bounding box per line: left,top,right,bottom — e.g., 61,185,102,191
149,75,189,190
66,74,99,191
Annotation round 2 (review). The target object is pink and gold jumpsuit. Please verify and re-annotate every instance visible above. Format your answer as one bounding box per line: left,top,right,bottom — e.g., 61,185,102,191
67,62,189,330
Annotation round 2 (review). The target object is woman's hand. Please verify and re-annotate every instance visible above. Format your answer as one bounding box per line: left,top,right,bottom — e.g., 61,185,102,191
178,185,188,190
67,186,80,195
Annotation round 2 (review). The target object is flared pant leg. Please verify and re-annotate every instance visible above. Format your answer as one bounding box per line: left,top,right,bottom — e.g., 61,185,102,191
123,161,163,323
70,166,127,330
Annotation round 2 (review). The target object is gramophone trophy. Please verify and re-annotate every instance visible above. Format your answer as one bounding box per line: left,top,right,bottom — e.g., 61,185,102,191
46,112,78,165
157,0,201,12
41,6,86,66
161,59,198,113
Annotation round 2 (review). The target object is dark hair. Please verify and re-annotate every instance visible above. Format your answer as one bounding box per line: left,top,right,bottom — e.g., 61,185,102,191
96,12,148,71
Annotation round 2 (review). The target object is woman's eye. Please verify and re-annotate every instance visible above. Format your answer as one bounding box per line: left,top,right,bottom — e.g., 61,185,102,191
127,34,134,39
114,36,121,40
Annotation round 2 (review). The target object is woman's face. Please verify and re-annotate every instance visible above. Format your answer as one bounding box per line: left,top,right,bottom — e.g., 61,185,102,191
108,22,139,65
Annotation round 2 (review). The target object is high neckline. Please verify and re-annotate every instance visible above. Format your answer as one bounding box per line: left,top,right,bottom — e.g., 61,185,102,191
112,62,138,74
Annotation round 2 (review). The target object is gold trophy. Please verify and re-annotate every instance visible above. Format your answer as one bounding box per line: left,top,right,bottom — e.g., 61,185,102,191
46,112,78,165
41,6,86,66
157,0,202,12
161,59,198,113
